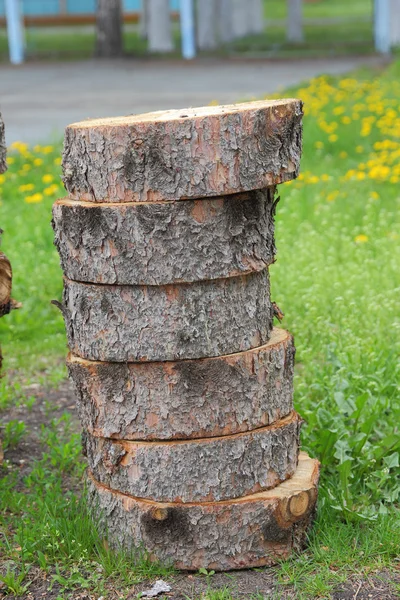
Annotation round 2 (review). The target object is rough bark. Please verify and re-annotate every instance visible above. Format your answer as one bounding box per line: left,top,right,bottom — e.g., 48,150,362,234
83,411,301,503
67,328,294,441
0,112,7,174
147,0,173,52
87,452,320,571
0,252,12,318
95,0,123,58
61,270,272,362
197,0,218,50
287,0,303,43
62,100,303,203
52,188,276,285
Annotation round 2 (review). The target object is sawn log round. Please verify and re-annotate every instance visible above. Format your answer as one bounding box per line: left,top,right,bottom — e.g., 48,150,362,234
61,270,272,362
62,100,303,202
87,452,319,571
67,328,294,441
52,188,276,285
83,411,301,503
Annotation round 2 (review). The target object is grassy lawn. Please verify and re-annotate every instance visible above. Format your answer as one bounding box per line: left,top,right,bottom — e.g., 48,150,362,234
1,60,400,598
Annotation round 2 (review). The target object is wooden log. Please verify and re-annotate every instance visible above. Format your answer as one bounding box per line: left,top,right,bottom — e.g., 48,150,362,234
61,270,273,362
83,411,301,503
87,452,320,571
62,100,303,203
52,188,276,285
67,328,294,441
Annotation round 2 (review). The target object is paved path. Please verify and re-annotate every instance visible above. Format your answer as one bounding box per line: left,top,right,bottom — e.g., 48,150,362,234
0,56,382,144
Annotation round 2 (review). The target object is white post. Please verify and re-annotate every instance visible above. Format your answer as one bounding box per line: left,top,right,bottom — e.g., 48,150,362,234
375,0,391,53
147,0,173,53
197,0,218,49
390,0,400,46
5,0,24,65
287,0,303,43
181,0,196,58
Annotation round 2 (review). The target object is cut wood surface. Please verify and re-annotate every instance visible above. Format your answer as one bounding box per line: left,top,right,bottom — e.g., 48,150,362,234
0,252,12,317
87,452,320,571
62,270,272,362
62,100,303,203
67,328,294,441
83,411,301,503
52,188,276,285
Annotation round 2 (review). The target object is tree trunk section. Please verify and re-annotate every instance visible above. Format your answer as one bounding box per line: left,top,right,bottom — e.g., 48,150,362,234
87,452,320,571
62,100,303,202
83,412,301,503
52,188,276,285
217,0,234,43
231,0,250,38
61,270,272,362
197,0,218,50
287,0,303,43
67,328,295,441
147,0,173,52
95,0,123,58
0,112,7,174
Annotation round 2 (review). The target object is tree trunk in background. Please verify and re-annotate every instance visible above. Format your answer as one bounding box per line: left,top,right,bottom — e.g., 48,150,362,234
217,0,234,43
391,0,400,46
287,0,303,42
197,0,218,50
95,0,123,58
248,0,264,34
0,112,6,174
147,0,173,52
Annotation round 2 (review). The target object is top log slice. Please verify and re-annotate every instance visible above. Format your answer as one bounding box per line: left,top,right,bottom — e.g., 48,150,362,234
62,100,303,203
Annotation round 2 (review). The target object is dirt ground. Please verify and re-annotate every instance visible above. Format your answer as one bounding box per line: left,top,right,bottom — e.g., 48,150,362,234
1,380,399,600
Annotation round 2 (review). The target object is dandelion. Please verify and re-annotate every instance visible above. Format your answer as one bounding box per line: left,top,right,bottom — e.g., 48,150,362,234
34,158,43,166
329,134,338,143
355,234,368,243
42,174,54,184
339,151,348,159
19,183,35,193
315,141,324,149
25,193,43,204
54,157,62,166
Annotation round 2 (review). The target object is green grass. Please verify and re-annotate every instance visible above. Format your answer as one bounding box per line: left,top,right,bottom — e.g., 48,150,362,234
265,0,372,20
1,60,400,598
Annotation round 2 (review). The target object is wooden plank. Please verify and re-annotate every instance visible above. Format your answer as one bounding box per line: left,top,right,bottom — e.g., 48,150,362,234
62,100,303,202
61,270,272,362
52,188,276,285
87,452,320,571
83,412,301,503
67,328,294,441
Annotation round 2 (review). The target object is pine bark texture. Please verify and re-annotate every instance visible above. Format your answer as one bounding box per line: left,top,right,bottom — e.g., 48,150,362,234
0,112,7,174
62,100,303,203
62,270,272,362
67,328,294,441
147,0,173,52
95,0,123,58
52,188,276,285
87,452,320,571
83,412,301,503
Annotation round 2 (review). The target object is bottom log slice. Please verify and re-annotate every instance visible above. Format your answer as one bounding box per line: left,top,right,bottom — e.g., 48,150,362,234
67,328,295,441
87,452,320,571
83,412,301,503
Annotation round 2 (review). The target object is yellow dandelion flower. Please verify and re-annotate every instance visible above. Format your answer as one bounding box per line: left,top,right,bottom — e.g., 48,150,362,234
34,158,43,166
54,157,62,166
370,191,379,199
339,151,348,158
329,134,338,142
356,145,364,153
315,141,324,149
0,174,5,185
42,174,54,184
321,174,330,181
355,234,368,243
18,183,35,193
341,116,351,125
42,145,54,154
7,157,15,165
25,193,43,204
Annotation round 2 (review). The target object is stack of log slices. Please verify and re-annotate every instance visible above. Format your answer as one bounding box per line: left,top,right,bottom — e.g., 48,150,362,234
52,100,320,571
